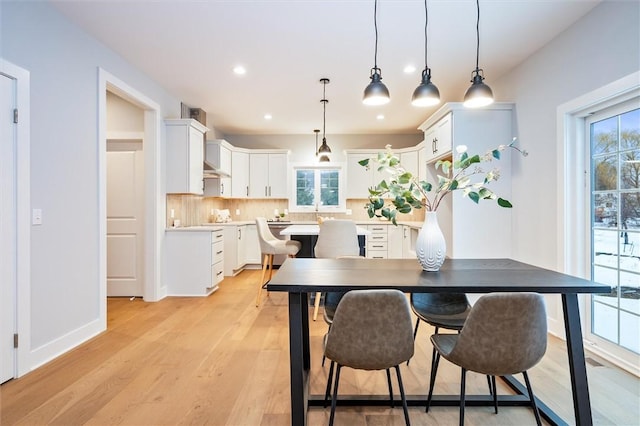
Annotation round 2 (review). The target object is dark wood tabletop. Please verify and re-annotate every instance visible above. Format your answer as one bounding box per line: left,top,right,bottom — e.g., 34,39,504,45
267,258,611,294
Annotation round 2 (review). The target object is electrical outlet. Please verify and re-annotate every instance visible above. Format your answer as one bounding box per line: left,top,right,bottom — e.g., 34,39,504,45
345,209,352,215
236,209,240,215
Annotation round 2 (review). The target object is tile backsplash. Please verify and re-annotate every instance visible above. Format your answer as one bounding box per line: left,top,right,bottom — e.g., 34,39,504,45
166,195,424,227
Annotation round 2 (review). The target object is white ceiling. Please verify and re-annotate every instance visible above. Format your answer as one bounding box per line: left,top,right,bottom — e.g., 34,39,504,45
51,0,601,135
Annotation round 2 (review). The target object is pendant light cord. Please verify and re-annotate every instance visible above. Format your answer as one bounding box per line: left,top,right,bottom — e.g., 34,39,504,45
474,0,480,71
373,0,379,69
322,81,327,139
423,0,428,69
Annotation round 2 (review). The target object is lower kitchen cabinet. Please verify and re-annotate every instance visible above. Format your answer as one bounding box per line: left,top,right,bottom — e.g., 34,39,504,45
165,229,224,296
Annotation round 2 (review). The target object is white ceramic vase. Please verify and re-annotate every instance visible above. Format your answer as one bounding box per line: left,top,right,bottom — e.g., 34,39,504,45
416,211,446,271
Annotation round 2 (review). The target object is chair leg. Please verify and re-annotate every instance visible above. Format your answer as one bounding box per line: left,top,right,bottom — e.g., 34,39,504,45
522,371,542,426
459,368,467,426
324,360,335,407
394,365,411,426
266,254,275,299
256,254,271,307
312,291,322,321
491,375,498,414
426,352,440,413
406,319,421,365
329,365,342,426
386,368,394,408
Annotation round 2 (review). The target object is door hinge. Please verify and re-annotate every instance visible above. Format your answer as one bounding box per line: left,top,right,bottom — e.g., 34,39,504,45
13,333,18,348
13,108,18,124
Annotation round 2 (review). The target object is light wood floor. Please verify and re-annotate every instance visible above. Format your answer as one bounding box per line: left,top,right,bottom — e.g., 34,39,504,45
1,270,638,425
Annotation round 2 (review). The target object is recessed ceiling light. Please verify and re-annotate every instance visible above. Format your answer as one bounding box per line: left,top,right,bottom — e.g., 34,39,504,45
376,114,385,120
233,65,246,75
264,114,272,120
403,65,417,74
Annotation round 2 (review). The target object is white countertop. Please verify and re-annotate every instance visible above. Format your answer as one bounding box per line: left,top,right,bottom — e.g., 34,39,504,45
279,224,371,236
167,220,423,231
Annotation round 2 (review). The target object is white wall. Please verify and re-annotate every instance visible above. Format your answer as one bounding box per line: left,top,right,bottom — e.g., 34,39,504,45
491,1,639,333
1,1,181,370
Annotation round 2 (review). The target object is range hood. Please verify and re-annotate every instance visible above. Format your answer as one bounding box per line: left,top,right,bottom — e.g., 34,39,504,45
203,160,231,178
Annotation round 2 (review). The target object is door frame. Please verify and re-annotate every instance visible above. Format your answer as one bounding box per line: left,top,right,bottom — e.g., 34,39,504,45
557,70,640,376
0,59,31,378
98,69,164,327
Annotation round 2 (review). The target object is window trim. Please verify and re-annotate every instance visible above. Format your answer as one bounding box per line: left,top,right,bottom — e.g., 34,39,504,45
289,162,346,213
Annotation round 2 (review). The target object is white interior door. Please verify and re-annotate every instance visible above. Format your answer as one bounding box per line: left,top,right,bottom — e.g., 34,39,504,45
107,140,144,297
1,73,17,383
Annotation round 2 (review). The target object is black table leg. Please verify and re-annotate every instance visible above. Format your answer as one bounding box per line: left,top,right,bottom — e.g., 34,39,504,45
562,293,593,426
289,292,309,426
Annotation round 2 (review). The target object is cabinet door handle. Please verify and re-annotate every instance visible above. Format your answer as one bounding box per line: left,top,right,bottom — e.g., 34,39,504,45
216,271,223,276
221,182,224,194
246,186,249,197
433,137,438,154
238,229,242,240
265,186,268,197
216,250,223,255
269,186,272,197
216,234,223,239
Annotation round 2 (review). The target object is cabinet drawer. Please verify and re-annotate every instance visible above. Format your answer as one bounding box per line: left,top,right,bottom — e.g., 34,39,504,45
367,233,388,242
366,250,388,259
212,230,224,242
367,241,388,251
212,240,224,264
368,225,388,234
212,261,224,285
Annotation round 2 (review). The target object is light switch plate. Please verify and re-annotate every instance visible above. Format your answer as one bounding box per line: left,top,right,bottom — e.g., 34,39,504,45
345,209,352,215
32,208,42,225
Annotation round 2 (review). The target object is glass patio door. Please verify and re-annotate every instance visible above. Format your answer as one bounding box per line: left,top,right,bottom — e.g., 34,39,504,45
588,102,640,364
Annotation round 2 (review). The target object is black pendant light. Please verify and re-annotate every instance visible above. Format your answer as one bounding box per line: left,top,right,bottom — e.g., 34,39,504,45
463,0,494,108
318,78,331,162
363,0,390,106
412,0,440,107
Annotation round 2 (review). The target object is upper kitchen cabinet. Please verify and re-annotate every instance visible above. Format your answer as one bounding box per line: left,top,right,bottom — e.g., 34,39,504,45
248,151,289,198
346,146,419,199
231,149,250,198
421,112,452,163
165,119,208,194
203,140,232,197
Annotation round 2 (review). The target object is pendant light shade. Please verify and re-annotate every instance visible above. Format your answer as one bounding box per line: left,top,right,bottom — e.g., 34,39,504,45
412,0,440,107
464,0,493,108
363,0,390,105
318,78,332,162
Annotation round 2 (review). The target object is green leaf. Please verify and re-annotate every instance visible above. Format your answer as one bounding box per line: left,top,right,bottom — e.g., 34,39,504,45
460,152,468,162
492,149,501,160
421,181,432,192
497,198,513,208
389,157,400,167
478,188,492,199
449,180,459,190
468,191,480,204
358,158,370,167
397,172,412,184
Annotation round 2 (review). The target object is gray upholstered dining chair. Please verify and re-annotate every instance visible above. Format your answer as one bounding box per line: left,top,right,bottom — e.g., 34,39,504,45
324,289,414,426
312,219,361,321
427,292,547,426
254,217,301,307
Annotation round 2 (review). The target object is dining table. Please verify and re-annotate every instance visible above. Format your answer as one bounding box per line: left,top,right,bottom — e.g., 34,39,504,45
266,257,611,426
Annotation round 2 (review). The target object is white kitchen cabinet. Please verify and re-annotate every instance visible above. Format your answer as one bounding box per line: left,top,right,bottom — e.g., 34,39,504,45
346,151,375,199
223,225,248,275
421,112,452,163
165,228,223,296
203,140,232,198
366,224,388,259
231,150,250,198
165,119,208,194
244,224,261,265
420,102,515,259
400,148,419,179
387,224,404,259
248,152,288,198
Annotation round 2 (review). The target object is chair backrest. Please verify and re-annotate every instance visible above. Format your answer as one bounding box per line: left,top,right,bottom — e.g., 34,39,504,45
314,219,360,258
447,292,547,376
411,293,470,316
324,289,414,370
255,217,277,253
